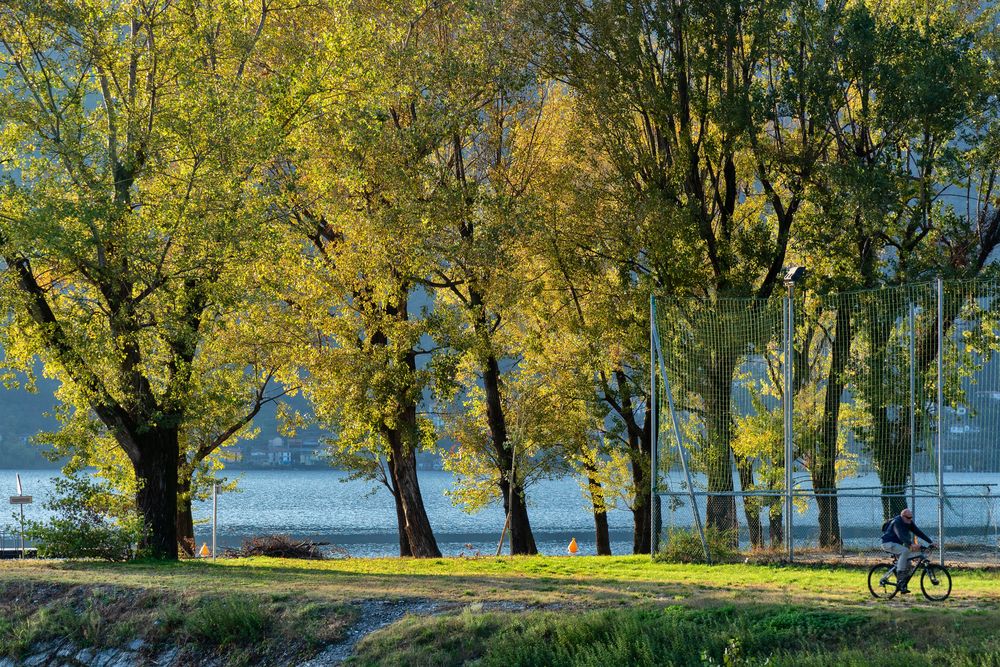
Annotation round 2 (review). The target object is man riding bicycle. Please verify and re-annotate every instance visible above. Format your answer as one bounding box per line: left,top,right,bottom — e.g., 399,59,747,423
881,508,935,594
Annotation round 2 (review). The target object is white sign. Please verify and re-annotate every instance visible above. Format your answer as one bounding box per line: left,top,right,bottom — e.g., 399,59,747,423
15,473,22,496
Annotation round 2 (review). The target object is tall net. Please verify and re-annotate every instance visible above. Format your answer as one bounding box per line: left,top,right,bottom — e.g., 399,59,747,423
652,279,1000,564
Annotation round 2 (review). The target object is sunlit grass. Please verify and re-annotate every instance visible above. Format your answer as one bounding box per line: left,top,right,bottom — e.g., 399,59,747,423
2,555,999,609
3,556,1000,664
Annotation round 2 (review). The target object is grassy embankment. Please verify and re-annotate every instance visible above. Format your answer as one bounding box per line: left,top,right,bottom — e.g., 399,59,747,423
1,556,999,665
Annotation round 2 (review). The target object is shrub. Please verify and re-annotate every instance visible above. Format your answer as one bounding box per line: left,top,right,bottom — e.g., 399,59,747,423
25,475,144,562
655,527,740,563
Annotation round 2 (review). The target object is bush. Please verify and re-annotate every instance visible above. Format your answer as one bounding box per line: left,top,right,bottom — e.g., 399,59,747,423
655,526,740,563
25,475,144,562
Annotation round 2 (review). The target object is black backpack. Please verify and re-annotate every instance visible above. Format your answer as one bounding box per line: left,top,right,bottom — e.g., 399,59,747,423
881,518,892,533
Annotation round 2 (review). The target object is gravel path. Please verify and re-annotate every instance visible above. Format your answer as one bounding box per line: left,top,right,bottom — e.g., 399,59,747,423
296,598,532,666
296,599,442,666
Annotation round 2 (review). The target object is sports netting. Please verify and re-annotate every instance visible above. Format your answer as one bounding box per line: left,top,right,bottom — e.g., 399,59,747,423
651,279,1000,563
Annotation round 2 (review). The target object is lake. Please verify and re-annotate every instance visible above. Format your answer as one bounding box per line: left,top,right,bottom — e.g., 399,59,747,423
0,469,637,557
3,468,998,556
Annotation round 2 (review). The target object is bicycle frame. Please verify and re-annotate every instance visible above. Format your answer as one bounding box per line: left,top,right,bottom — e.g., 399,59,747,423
869,545,951,602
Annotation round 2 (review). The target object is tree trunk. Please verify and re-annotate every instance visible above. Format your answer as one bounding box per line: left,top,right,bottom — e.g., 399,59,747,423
617,371,652,555
735,455,762,548
373,290,440,558
593,508,612,556
499,476,537,554
866,306,910,521
176,475,195,558
768,504,783,548
386,457,413,557
584,466,612,556
814,298,850,548
387,428,441,558
134,427,180,560
704,353,738,543
482,353,537,555
878,452,909,520
631,495,650,555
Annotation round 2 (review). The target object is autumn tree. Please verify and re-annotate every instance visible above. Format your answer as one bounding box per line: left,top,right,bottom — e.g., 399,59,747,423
0,0,308,558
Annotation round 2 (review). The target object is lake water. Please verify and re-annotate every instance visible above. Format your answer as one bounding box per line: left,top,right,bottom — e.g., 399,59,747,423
4,468,998,556
0,469,637,557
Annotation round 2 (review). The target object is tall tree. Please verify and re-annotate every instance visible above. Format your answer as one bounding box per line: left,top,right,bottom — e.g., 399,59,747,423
801,0,999,523
274,0,464,557
534,0,838,542
0,0,304,558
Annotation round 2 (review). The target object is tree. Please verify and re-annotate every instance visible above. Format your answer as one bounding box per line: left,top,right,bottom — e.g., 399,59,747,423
534,0,841,543
421,38,555,555
800,0,1000,522
273,0,461,557
0,0,306,558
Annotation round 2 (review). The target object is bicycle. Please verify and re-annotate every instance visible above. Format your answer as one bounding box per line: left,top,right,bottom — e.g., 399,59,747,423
867,546,951,601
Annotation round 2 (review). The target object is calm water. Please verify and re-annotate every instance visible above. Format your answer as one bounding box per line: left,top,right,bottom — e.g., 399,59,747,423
4,468,998,556
0,469,636,557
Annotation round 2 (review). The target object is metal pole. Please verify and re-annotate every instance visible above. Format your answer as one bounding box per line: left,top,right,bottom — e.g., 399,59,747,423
508,442,516,556
651,302,710,563
936,277,945,565
212,482,217,560
909,301,917,512
19,505,25,559
784,282,795,561
650,294,660,557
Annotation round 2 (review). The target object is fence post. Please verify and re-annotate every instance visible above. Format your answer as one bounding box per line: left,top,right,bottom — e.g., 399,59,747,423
936,277,945,565
784,280,795,562
651,298,710,563
909,300,916,512
212,481,218,560
650,294,660,558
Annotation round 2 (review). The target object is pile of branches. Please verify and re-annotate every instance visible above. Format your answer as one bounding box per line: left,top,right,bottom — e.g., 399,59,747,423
227,534,334,560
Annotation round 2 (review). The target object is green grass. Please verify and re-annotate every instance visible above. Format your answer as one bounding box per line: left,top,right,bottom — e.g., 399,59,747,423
352,604,1000,666
2,556,1000,664
184,596,270,647
0,580,356,665
3,554,998,609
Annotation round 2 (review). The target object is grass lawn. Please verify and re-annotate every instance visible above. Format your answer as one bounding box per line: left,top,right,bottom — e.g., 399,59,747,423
2,556,1000,665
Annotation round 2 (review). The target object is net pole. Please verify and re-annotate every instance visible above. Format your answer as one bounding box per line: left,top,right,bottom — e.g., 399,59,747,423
909,300,916,512
784,282,795,561
651,303,710,563
937,277,945,565
649,294,659,557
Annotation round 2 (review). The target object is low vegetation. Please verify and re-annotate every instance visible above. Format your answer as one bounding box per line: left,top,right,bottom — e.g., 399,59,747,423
0,581,356,665
1,556,1000,665
354,605,1000,666
655,527,741,564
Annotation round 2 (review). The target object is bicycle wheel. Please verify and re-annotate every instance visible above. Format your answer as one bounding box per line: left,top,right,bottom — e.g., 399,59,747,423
868,563,899,599
920,564,952,601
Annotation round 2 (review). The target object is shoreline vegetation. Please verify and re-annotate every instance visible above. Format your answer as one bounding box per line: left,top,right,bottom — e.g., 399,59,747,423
2,556,1000,665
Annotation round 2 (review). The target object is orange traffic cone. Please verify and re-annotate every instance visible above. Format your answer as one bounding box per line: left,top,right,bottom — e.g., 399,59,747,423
199,543,210,558
568,537,579,555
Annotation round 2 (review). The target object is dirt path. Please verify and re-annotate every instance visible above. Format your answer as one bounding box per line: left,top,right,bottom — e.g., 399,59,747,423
296,599,442,666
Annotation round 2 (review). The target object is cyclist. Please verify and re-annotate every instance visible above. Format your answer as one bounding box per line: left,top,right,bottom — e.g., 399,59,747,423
881,508,935,593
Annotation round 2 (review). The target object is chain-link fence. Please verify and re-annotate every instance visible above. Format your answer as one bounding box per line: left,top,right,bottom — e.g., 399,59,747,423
651,278,1000,565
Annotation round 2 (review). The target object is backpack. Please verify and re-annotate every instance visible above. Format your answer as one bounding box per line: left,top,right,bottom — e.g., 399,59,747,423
881,518,892,533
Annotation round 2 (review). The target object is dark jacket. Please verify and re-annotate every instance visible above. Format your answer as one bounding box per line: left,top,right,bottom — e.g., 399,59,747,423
881,516,932,546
